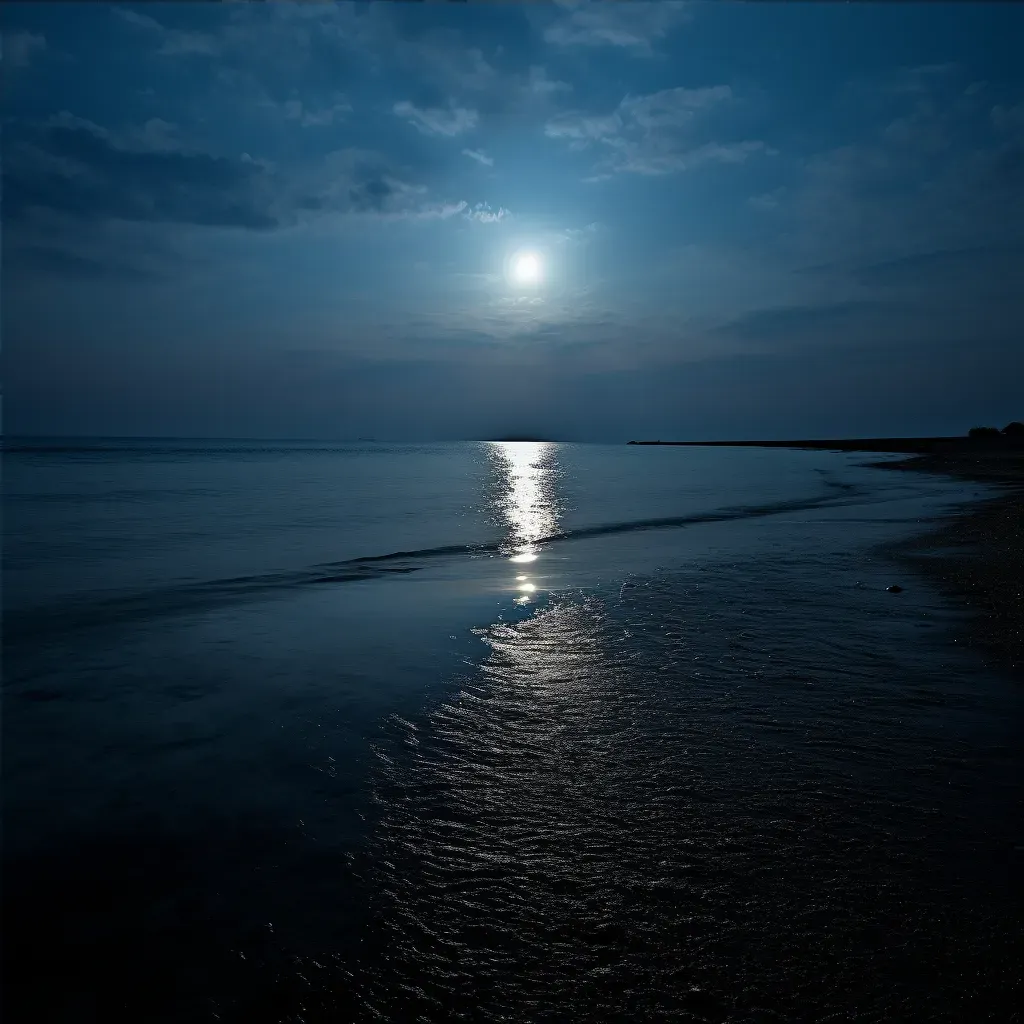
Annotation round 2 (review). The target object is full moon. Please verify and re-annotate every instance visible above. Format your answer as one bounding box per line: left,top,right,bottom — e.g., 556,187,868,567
511,251,542,285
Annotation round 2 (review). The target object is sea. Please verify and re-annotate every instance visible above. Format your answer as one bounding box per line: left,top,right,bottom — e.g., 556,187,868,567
4,439,1022,1022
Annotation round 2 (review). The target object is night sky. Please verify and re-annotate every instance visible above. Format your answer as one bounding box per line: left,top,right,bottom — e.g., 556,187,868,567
4,2,1022,441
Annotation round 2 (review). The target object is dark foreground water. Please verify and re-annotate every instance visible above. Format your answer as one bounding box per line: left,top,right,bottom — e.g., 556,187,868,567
4,440,1022,1021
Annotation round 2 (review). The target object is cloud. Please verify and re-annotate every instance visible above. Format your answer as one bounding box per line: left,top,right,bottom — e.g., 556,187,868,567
378,13,570,115
546,85,766,177
158,31,219,58
843,244,1024,298
542,0,690,56
991,102,1024,137
128,117,182,152
111,0,387,92
885,62,959,96
619,139,769,176
776,74,1024,271
11,243,164,282
3,114,474,242
4,206,205,284
619,85,732,127
462,148,494,167
352,198,470,223
112,9,163,32
545,111,623,146
710,301,895,349
734,74,1024,367
211,66,355,132
339,197,475,224
3,31,47,69
113,3,565,136
411,201,469,222
276,95,352,127
347,175,402,214
558,223,601,243
393,101,479,137
748,188,786,212
4,113,280,230
525,65,572,98
419,41,499,95
292,151,477,224
8,225,220,289
465,203,510,224
113,8,220,58
547,85,733,145
296,150,431,220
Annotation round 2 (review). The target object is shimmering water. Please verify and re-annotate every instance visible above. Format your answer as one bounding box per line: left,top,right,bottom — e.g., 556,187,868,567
4,440,1022,1021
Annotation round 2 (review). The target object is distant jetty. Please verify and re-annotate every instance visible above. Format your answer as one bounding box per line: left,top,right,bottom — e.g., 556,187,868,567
626,436,1021,454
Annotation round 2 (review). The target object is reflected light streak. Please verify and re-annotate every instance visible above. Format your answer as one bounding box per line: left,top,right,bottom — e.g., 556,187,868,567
487,441,561,566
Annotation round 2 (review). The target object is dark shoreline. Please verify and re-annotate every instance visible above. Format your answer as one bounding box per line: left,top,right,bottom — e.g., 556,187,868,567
626,435,1022,456
873,449,1023,680
629,436,1023,678
628,436,959,451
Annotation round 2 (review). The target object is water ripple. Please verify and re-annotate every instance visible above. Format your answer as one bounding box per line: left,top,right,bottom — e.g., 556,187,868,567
348,570,1022,1021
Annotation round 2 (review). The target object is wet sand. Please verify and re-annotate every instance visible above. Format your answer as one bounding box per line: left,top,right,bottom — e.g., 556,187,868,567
629,436,1023,677
874,447,1024,679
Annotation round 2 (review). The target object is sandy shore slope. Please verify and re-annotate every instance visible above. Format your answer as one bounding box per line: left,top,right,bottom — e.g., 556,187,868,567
874,448,1023,679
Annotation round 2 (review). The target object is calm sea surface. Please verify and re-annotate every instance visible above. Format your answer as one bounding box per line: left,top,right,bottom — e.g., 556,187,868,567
4,440,1022,1021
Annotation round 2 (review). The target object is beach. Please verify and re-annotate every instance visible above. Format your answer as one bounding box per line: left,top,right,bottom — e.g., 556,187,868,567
877,445,1024,679
5,439,1022,1021
630,435,1023,678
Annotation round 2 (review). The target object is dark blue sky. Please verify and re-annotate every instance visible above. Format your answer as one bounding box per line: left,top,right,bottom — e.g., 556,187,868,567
4,2,1023,440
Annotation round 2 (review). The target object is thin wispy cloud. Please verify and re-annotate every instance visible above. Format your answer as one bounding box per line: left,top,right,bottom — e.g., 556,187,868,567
3,30,47,69
393,101,479,137
277,95,352,128
525,65,572,97
542,0,690,56
399,200,469,222
991,102,1024,135
546,84,765,177
113,8,219,58
462,148,494,167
